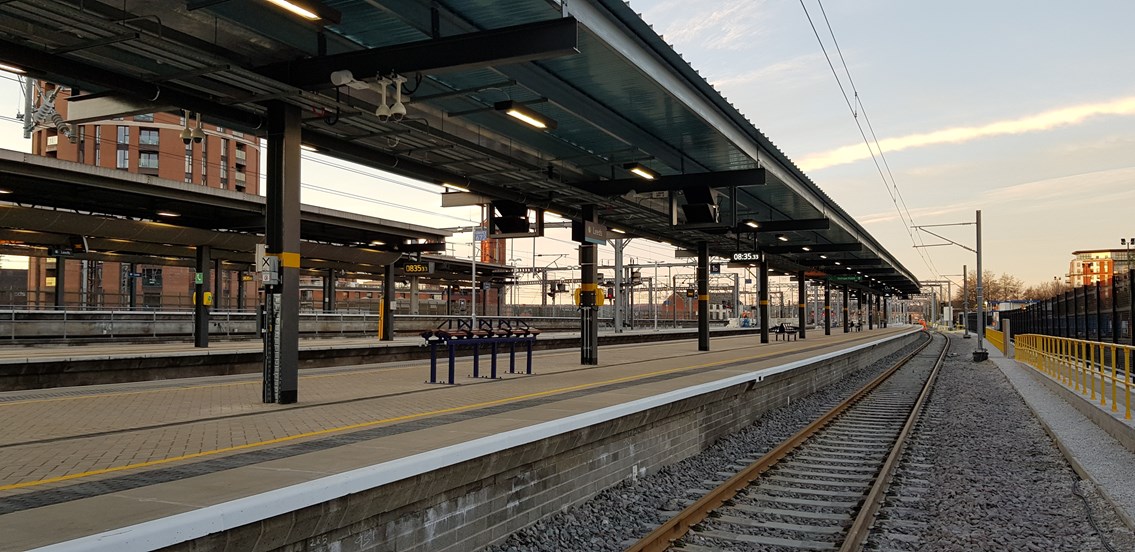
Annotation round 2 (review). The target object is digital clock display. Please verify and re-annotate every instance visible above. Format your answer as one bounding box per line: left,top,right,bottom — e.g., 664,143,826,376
401,262,433,275
730,252,761,262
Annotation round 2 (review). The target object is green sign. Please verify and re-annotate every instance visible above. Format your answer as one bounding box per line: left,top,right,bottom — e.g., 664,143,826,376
828,275,862,282
194,272,204,284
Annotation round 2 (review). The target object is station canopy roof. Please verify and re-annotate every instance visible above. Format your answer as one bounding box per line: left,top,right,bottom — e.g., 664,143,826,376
0,0,919,296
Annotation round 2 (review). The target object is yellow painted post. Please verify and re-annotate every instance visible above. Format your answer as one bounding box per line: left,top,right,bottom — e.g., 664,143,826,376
1127,350,1132,420
1089,343,1096,401
377,298,384,339
1111,345,1118,412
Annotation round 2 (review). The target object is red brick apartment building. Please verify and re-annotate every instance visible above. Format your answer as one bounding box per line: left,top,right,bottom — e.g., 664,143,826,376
20,81,261,310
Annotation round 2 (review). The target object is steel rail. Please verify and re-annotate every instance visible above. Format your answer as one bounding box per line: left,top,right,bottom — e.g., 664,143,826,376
839,333,949,550
624,331,934,552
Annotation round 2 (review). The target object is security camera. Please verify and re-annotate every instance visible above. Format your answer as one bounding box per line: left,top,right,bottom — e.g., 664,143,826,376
374,78,392,122
191,127,205,144
180,126,193,145
389,75,407,121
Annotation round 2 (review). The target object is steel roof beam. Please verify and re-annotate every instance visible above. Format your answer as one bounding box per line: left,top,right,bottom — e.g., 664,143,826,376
761,243,862,254
569,168,765,196
750,218,830,232
255,18,579,90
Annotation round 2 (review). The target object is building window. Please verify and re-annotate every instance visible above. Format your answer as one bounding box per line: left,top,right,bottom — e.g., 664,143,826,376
116,149,129,169
94,126,101,165
184,142,193,183
116,125,129,145
139,128,159,146
134,113,154,122
200,135,208,183
141,268,162,287
139,152,158,169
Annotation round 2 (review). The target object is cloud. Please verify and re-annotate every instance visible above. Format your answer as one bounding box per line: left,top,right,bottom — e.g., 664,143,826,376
643,0,769,51
797,96,1135,172
857,166,1135,225
709,53,825,89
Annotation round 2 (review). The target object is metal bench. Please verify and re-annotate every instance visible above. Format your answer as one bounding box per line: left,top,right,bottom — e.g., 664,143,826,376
774,324,798,341
421,318,540,384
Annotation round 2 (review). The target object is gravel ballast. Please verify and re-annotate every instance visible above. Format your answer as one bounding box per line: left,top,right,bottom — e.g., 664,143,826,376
487,335,927,552
489,332,1135,551
867,334,1135,552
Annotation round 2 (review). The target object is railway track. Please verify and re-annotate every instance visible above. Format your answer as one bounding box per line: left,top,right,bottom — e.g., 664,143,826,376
628,331,946,551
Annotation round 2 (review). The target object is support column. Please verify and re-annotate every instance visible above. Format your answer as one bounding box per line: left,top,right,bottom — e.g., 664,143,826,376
213,258,223,310
867,292,874,330
194,245,211,348
579,206,599,364
54,255,66,308
382,263,395,340
697,241,709,351
263,101,301,405
1096,281,1103,342
797,271,806,339
127,262,137,310
759,259,769,344
410,277,420,315
883,295,889,328
237,270,246,311
323,268,336,313
842,285,850,333
614,238,624,333
824,278,831,335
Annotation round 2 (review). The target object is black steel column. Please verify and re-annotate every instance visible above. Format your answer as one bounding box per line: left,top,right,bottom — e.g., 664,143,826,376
797,271,806,339
263,101,301,405
54,255,66,308
867,292,874,330
193,245,211,348
1064,291,1070,338
883,295,888,328
236,271,245,311
323,268,336,313
213,258,223,310
579,206,599,364
1096,281,1103,342
697,241,709,351
759,259,769,344
842,285,850,333
824,278,831,335
382,263,394,340
127,262,137,309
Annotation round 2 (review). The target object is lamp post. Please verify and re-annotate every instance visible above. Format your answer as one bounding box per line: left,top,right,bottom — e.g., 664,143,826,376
1123,238,1133,279
912,210,985,359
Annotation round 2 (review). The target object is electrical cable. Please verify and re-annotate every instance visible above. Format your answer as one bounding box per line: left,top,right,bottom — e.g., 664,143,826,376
1072,477,1118,552
800,0,941,281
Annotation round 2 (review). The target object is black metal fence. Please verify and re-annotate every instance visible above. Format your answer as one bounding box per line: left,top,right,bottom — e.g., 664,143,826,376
1000,269,1133,345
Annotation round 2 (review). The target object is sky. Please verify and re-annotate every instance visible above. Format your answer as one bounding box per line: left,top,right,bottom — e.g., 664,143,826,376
2,0,1135,298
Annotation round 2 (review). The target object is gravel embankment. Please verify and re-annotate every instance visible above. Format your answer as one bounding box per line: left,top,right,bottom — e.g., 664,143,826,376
487,336,927,552
867,334,1135,552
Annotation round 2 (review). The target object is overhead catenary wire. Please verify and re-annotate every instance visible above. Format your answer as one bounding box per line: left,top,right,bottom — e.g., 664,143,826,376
800,0,941,282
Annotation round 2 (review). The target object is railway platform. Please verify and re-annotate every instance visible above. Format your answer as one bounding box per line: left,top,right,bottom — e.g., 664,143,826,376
0,325,916,551
0,325,762,391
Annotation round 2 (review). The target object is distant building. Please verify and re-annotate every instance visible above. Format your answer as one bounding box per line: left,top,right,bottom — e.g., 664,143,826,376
23,81,261,309
1068,249,1135,288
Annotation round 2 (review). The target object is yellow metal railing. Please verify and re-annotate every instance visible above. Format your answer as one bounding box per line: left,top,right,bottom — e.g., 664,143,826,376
1015,334,1134,419
986,327,1005,354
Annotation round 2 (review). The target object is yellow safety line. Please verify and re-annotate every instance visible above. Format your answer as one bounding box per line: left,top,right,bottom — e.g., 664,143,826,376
0,343,808,492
